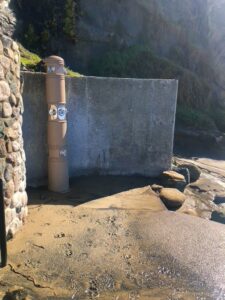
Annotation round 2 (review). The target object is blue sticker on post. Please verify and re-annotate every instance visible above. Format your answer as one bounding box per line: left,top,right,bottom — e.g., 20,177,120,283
57,105,67,121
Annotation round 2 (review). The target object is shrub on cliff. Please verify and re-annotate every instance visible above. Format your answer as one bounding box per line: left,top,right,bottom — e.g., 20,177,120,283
12,0,78,54
90,45,211,109
63,0,76,42
90,45,221,132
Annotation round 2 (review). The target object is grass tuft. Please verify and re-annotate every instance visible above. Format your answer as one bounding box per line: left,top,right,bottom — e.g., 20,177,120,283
19,44,42,70
19,44,82,77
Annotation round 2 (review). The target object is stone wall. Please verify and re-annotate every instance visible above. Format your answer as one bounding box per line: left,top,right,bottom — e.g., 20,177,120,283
0,0,27,237
22,72,178,186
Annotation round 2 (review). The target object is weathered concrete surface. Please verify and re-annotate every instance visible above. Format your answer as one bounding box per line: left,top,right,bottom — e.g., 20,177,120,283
1,179,225,299
22,72,178,186
22,73,47,187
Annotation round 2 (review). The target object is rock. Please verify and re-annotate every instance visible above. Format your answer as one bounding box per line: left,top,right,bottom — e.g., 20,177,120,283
11,192,22,208
19,180,26,193
4,163,13,181
12,141,20,152
4,47,14,59
4,197,11,207
0,64,4,79
6,141,13,153
21,191,28,206
151,184,163,193
13,168,22,191
0,139,7,157
161,170,187,191
6,153,18,166
14,53,19,64
178,207,200,218
2,101,12,117
178,163,201,183
9,94,17,106
12,41,19,52
4,180,14,199
4,118,14,127
82,186,167,211
1,36,13,49
21,149,26,162
0,158,6,177
173,166,190,184
0,56,10,70
12,120,22,132
189,177,223,194
0,80,10,101
5,208,12,227
176,186,216,220
160,188,186,209
12,106,20,118
0,40,3,54
0,25,27,238
4,127,19,140
7,218,23,239
9,80,20,95
11,208,17,221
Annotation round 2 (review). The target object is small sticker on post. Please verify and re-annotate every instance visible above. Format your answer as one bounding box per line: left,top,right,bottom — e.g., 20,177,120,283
58,105,67,121
60,149,67,157
49,105,58,120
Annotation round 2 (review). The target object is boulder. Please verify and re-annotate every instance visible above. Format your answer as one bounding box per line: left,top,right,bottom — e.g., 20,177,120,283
178,163,201,183
160,188,186,209
172,166,190,184
161,170,187,191
151,184,163,193
178,207,200,218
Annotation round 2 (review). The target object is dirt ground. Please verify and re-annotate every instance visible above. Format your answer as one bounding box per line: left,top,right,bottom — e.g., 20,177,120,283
1,175,225,299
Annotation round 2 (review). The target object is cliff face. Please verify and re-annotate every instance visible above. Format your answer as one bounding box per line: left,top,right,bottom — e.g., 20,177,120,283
11,0,225,118
12,0,210,71
208,0,225,102
62,0,210,73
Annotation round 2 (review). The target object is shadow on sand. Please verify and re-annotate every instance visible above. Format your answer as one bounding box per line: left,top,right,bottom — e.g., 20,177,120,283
27,175,159,207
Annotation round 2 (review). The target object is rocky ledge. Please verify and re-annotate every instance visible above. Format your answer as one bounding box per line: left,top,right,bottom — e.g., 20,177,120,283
152,157,225,223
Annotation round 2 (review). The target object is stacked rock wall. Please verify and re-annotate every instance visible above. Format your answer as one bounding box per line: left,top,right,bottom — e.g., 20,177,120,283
0,0,27,237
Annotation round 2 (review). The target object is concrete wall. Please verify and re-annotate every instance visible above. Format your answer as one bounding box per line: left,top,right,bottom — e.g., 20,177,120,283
22,72,178,186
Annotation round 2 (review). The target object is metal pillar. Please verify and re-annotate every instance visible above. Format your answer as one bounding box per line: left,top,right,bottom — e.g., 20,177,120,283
44,56,69,193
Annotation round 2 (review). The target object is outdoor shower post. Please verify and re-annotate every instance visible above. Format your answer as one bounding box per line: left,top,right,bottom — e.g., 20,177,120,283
44,56,69,193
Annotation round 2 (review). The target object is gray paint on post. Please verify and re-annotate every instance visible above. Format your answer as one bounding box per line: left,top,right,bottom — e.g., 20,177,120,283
22,72,178,186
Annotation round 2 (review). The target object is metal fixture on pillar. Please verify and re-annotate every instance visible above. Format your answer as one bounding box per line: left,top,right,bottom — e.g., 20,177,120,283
44,56,69,193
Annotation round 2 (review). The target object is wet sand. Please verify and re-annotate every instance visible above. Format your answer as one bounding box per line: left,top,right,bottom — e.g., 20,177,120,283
1,175,225,299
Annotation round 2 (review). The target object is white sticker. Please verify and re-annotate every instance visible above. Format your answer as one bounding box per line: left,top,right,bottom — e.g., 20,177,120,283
60,149,67,157
49,105,58,120
57,105,67,121
47,66,56,73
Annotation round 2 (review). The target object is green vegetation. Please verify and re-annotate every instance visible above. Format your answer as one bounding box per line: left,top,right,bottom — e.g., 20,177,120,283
19,44,41,70
209,108,225,133
90,45,211,108
66,68,83,78
176,106,217,131
90,45,224,132
13,0,78,55
63,0,77,42
19,44,81,77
